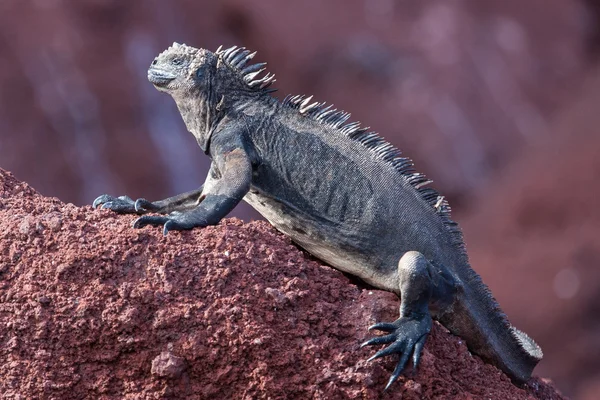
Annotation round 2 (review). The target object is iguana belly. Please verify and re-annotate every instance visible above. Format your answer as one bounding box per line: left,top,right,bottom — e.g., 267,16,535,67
243,191,399,293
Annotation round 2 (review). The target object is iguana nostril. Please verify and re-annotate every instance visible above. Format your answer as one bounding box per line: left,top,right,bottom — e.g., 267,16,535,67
151,59,157,65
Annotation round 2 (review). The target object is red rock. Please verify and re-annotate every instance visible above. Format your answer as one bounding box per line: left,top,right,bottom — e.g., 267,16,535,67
0,168,565,399
151,351,187,379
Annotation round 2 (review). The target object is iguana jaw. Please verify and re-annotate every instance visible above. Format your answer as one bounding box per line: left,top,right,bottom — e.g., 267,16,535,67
147,67,176,88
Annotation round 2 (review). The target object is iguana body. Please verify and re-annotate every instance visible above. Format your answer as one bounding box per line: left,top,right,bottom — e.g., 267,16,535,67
93,43,542,388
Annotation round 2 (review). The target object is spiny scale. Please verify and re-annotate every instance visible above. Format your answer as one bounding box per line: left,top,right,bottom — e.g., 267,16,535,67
218,45,276,90
159,42,198,59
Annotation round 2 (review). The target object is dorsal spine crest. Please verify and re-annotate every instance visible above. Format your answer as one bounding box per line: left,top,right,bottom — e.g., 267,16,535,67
217,46,276,91
217,45,465,254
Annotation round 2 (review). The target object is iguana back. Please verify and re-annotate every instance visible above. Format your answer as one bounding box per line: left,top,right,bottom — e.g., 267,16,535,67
237,87,542,383
241,98,457,286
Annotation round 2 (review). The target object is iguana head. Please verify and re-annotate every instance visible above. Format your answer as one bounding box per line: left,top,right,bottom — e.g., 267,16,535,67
148,42,275,96
148,42,215,94
148,43,275,152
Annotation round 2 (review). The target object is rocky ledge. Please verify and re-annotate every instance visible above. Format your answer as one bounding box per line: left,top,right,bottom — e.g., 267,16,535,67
0,168,564,399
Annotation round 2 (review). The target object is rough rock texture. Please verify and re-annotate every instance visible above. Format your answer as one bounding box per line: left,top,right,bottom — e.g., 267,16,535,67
0,169,564,399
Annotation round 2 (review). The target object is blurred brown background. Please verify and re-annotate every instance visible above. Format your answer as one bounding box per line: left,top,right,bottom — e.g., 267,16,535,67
0,0,598,397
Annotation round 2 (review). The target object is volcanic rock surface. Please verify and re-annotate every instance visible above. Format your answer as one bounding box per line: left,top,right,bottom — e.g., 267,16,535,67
0,168,564,399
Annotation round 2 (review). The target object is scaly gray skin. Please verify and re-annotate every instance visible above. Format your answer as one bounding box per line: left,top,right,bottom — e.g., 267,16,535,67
93,43,543,389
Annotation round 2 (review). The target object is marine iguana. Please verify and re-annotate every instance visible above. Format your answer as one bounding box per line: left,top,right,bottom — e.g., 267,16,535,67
93,43,543,389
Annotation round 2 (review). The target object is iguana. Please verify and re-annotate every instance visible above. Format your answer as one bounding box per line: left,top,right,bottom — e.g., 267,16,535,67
93,43,543,389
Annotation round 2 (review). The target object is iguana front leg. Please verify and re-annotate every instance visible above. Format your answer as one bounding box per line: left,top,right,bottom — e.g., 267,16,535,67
132,147,252,235
93,186,205,215
361,251,457,390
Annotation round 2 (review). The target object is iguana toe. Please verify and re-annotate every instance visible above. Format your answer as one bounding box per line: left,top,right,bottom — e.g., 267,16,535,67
360,333,395,348
163,220,180,235
367,322,398,333
134,198,160,213
132,215,170,229
411,335,427,370
367,338,408,362
385,348,412,391
133,211,207,234
93,195,137,213
92,194,114,209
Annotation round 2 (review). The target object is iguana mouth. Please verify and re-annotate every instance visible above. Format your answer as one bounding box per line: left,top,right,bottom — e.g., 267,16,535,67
147,68,176,86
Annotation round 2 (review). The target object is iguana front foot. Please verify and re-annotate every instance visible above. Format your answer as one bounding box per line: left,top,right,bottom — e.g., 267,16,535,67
93,194,164,214
93,194,140,214
361,314,431,390
133,209,209,235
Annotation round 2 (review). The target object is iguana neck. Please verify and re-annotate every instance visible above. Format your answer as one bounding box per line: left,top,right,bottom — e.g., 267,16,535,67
173,90,219,153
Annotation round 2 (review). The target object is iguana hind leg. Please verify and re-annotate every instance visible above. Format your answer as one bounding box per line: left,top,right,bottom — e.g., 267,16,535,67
361,251,457,390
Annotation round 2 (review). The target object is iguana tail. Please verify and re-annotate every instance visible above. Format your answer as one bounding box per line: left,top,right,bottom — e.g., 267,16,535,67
439,268,543,383
510,326,544,374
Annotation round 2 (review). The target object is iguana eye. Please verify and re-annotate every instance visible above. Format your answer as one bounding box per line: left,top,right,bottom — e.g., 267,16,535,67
172,58,183,66
196,68,204,79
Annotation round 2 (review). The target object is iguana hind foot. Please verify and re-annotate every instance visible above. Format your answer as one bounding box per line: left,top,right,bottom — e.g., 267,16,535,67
362,251,456,389
362,315,431,390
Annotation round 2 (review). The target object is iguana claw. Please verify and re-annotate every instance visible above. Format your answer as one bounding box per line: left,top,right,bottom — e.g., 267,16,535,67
93,194,138,214
132,215,169,230
361,314,431,390
133,210,208,235
134,198,160,213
